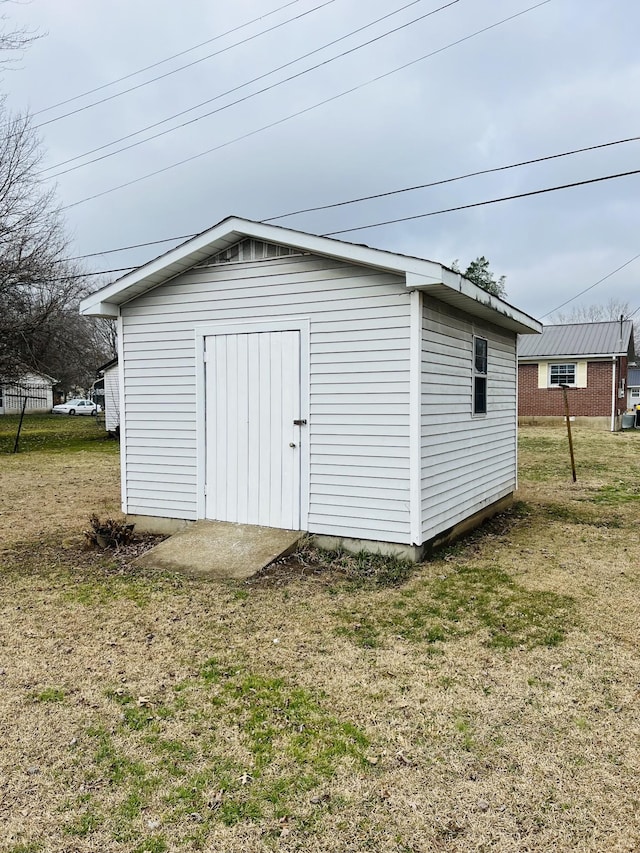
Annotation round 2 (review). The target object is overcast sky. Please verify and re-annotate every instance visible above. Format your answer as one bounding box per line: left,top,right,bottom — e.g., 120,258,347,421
3,0,639,321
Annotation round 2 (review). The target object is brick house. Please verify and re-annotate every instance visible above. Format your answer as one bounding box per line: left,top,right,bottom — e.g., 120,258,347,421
518,320,636,430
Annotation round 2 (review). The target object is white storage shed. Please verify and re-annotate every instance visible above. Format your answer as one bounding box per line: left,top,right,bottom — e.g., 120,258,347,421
80,217,541,560
0,371,56,415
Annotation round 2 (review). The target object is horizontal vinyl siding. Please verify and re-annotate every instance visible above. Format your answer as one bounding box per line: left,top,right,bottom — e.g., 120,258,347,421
120,254,411,540
421,297,517,542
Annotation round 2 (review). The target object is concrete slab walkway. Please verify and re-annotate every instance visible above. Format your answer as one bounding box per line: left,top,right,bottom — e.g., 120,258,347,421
133,520,303,580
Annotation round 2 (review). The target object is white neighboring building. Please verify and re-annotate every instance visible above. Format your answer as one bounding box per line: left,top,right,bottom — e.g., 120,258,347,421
627,367,640,411
0,371,56,415
95,357,121,433
80,216,541,559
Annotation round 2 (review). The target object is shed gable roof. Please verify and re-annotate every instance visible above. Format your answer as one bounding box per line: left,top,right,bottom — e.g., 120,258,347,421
80,216,541,335
518,320,634,359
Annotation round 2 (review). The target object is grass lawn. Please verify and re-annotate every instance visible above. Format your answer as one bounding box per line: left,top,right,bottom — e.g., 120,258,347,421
0,417,639,852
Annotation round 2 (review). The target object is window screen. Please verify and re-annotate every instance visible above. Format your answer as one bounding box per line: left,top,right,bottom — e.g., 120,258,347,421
549,364,576,386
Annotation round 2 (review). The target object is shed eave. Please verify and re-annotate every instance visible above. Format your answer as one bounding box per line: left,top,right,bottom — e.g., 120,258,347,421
79,216,540,335
80,218,448,316
406,272,541,335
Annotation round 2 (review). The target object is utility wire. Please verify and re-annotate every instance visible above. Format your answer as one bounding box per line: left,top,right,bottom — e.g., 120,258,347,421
59,0,553,212
322,169,640,235
58,133,640,262
540,251,640,318
33,0,337,130
42,0,449,176
63,235,198,263
32,0,305,116
65,168,640,279
265,135,640,222
59,267,137,281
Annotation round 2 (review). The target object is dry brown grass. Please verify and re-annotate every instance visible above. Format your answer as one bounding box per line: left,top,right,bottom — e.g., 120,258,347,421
1,423,639,852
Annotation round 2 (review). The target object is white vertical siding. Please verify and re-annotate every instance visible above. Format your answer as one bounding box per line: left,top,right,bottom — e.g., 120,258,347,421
104,364,120,432
420,296,517,542
120,253,412,542
204,330,301,529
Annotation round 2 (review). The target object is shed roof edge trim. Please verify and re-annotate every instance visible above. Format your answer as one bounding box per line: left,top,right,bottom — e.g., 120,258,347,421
79,216,541,333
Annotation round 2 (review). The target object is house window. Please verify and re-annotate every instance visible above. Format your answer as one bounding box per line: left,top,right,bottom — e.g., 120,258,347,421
630,388,640,400
473,336,488,415
549,363,576,386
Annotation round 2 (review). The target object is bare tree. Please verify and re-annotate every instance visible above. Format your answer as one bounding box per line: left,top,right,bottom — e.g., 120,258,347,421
552,299,632,324
0,107,81,379
0,12,115,390
552,299,638,361
93,317,118,361
0,3,39,65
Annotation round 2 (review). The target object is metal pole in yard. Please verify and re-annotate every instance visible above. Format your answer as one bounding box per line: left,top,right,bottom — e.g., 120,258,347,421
560,384,577,483
12,396,28,454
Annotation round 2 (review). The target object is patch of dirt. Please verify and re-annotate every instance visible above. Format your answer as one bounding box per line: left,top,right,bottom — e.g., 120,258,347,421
248,551,349,586
82,532,169,571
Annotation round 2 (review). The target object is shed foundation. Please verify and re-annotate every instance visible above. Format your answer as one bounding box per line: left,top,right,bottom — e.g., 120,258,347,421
313,493,514,563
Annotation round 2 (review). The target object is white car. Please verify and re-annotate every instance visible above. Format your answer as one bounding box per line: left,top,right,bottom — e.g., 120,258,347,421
52,398,102,416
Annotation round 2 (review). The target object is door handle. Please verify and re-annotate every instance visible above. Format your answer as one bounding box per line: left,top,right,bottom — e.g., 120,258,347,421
289,442,296,448
293,419,307,426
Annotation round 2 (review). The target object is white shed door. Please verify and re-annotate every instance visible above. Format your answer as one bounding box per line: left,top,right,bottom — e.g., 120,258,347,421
204,331,301,529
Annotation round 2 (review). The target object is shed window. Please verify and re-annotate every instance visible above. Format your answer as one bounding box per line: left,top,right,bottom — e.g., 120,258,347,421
549,363,576,386
473,336,488,415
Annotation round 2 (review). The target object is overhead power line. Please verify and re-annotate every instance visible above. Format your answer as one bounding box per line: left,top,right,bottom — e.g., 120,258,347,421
66,168,640,281
58,133,640,263
58,267,137,281
265,135,640,222
43,0,453,177
59,0,553,211
32,0,305,116
63,235,198,263
322,169,640,236
33,0,337,129
540,251,640,319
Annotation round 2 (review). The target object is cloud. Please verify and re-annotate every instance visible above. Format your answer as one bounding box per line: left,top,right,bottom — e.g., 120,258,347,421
4,0,639,320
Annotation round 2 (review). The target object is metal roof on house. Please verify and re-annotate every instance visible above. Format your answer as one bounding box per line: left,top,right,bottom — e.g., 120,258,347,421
628,368,640,386
518,320,634,359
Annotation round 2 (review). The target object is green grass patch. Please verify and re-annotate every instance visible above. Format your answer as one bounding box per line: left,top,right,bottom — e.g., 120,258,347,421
0,414,117,454
335,563,574,651
539,502,624,528
63,808,104,837
61,664,370,844
64,575,152,607
592,482,640,505
131,837,168,853
32,687,66,703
